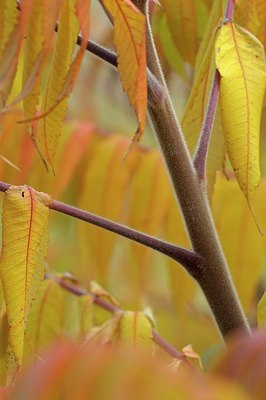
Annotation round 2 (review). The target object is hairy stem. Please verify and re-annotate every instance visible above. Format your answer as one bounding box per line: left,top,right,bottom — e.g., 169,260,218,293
0,181,201,274
143,1,249,339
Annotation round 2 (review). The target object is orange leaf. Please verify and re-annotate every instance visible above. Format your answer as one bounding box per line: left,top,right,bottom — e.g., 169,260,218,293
102,0,147,143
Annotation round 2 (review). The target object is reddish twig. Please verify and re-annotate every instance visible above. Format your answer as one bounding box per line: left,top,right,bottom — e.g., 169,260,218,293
47,274,191,365
0,181,202,276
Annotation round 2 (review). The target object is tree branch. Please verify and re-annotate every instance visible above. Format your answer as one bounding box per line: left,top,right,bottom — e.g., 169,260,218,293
46,273,192,366
0,181,202,276
193,70,220,182
139,0,249,339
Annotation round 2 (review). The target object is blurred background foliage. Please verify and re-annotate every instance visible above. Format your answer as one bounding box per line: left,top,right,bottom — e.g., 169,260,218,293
0,0,266,374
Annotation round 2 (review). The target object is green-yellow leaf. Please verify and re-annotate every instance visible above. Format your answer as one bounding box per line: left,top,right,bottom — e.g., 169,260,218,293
0,185,50,379
215,22,266,203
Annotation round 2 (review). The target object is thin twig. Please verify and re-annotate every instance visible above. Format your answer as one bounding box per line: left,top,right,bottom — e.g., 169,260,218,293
193,70,220,182
47,274,191,365
225,0,235,20
0,181,202,276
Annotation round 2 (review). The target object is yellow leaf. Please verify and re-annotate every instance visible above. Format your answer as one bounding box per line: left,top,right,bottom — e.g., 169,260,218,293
257,290,266,328
118,311,153,352
0,0,17,55
153,12,187,80
213,173,266,310
24,278,66,358
215,22,266,203
161,0,200,65
0,0,33,108
78,134,137,283
0,185,50,379
37,0,80,171
102,0,147,143
23,0,63,121
126,149,171,275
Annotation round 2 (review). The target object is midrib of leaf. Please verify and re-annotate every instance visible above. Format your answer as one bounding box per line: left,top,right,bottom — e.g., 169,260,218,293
229,23,251,195
24,186,34,314
116,0,140,68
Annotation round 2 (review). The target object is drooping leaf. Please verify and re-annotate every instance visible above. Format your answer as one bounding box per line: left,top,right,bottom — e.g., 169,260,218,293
162,0,209,65
77,133,137,283
212,173,266,310
24,278,66,359
23,0,63,121
153,12,187,80
52,123,95,198
125,148,171,292
0,0,35,109
102,0,147,143
36,0,80,171
215,21,266,203
0,185,50,379
0,1,19,108
161,0,197,65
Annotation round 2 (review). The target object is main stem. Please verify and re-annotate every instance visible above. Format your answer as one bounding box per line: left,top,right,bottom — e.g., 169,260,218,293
144,2,249,339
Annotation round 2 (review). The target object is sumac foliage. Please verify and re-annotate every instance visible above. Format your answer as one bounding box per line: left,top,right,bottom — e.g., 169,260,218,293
0,0,266,398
